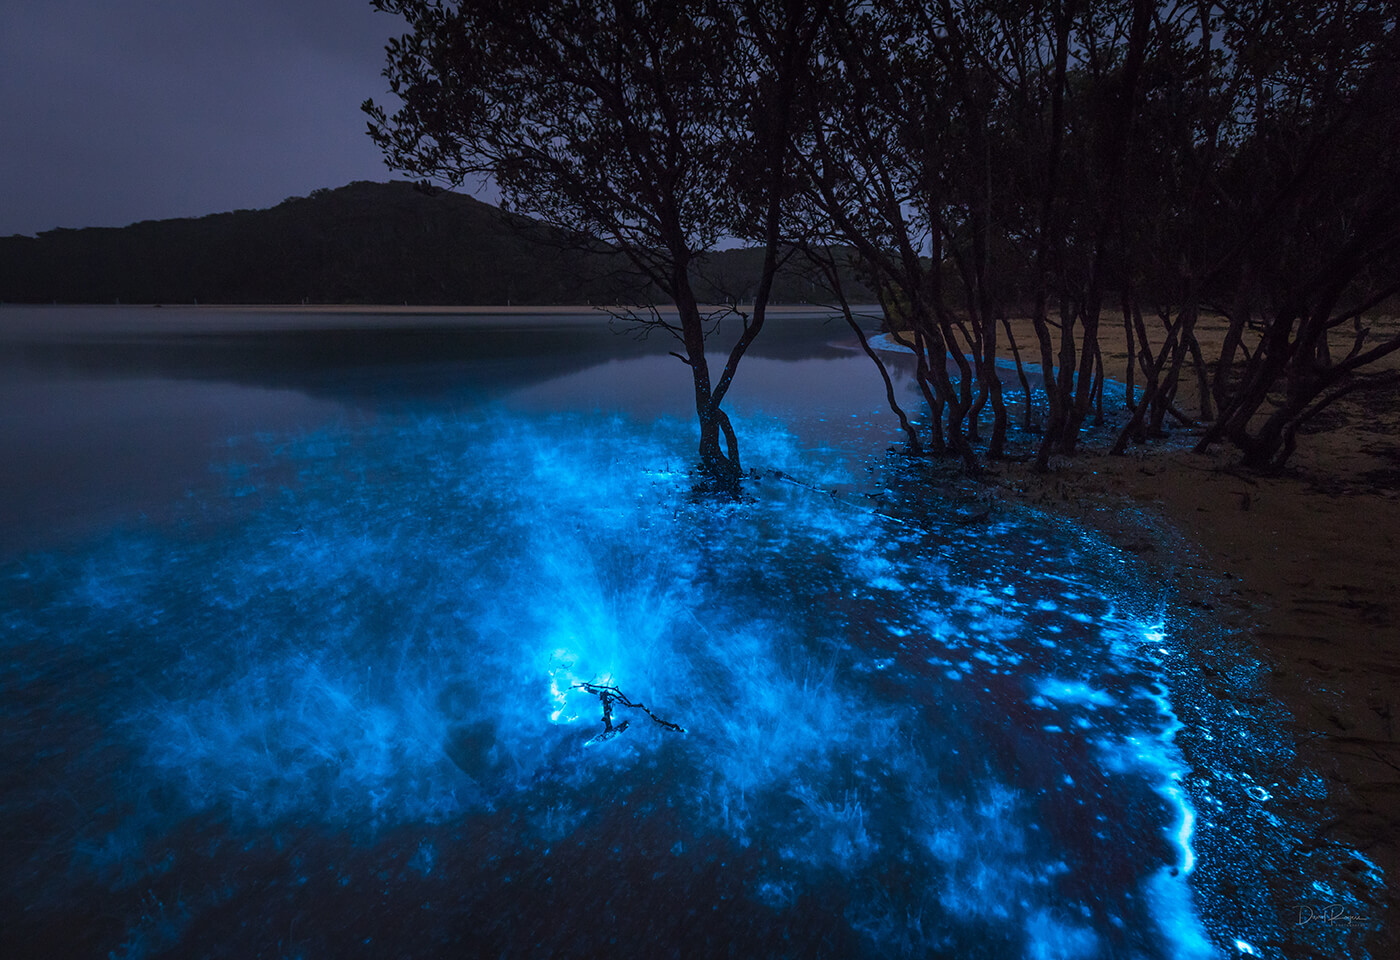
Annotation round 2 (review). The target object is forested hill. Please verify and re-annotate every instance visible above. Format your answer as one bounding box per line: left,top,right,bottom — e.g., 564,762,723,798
0,181,871,306
0,181,639,305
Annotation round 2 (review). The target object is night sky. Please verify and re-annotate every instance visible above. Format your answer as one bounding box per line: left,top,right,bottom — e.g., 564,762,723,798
0,0,485,238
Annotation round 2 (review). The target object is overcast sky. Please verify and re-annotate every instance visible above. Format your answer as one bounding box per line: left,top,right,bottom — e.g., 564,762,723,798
0,0,490,237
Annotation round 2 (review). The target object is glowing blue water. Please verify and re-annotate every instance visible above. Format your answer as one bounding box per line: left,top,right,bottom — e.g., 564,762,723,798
1,403,1208,957
0,311,1382,957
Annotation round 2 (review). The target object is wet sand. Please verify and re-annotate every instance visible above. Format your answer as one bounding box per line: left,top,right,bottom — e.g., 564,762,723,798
982,313,1400,928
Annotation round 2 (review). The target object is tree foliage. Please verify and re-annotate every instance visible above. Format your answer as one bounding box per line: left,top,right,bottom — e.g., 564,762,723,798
366,0,829,485
799,0,1399,471
362,0,1400,474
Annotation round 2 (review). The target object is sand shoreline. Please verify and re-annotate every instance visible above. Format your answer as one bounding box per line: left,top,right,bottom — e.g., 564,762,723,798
881,312,1398,942
1007,453,1394,943
952,316,1400,942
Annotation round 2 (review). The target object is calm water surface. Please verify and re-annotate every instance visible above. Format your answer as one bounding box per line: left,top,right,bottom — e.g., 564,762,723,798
0,306,1384,958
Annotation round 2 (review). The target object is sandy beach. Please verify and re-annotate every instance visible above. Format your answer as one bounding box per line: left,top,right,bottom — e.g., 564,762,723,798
969,313,1400,927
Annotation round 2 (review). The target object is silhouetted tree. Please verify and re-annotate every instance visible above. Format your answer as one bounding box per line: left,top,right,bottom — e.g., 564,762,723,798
1188,2,1400,468
795,0,1159,471
795,0,985,469
365,0,828,486
1099,0,1400,469
349,0,1399,476
805,0,1397,472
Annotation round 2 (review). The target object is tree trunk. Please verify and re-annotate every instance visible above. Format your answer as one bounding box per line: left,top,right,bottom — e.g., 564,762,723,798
673,274,740,486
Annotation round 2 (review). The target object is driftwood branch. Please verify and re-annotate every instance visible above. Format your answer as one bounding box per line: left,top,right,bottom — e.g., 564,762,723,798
572,681,686,734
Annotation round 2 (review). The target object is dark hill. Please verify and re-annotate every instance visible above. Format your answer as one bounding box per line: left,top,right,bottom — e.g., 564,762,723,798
0,181,873,305
0,181,649,305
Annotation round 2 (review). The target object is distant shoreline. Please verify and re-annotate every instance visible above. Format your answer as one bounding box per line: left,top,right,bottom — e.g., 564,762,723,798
0,302,884,339
0,302,878,314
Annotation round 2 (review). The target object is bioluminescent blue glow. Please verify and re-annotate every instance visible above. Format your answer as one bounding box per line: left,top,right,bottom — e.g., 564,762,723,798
0,329,1386,957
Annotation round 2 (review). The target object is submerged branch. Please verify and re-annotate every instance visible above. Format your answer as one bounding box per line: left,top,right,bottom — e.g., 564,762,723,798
573,681,686,734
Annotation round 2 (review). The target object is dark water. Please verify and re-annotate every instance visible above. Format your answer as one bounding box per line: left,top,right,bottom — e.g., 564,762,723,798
0,306,1384,958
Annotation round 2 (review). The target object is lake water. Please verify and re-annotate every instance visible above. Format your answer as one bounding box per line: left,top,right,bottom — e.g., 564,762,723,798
0,306,1384,957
